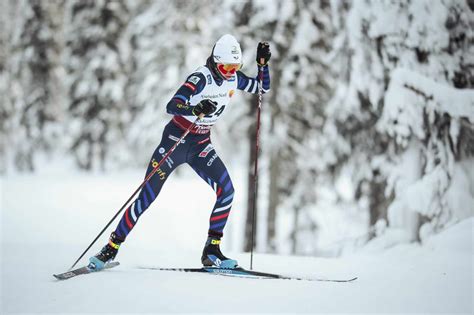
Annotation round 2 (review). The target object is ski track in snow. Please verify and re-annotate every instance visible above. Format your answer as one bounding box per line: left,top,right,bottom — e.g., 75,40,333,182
1,172,472,314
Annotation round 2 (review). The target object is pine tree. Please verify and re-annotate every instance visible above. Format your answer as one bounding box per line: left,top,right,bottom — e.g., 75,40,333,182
5,0,63,171
374,0,474,241
0,0,11,173
65,0,129,170
325,0,474,248
224,0,337,254
266,0,337,254
311,0,390,250
222,0,276,253
125,0,214,165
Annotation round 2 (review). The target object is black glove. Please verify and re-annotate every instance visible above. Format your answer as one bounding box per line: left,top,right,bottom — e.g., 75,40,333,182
192,99,218,116
256,42,271,66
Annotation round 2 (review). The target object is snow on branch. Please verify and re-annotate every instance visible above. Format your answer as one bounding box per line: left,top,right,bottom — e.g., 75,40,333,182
378,68,474,145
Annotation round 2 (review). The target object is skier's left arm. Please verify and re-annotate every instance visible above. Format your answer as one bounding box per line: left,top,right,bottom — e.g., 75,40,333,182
236,42,271,94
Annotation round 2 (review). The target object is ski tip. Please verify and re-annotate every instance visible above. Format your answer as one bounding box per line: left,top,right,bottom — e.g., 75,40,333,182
53,261,121,281
53,273,73,281
333,276,358,282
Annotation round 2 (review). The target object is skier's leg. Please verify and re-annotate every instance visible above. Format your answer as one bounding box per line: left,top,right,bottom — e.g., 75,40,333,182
189,151,235,238
188,144,237,268
89,122,187,269
112,145,180,240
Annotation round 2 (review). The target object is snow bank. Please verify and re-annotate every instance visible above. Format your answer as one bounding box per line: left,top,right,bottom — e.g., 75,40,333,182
423,217,474,253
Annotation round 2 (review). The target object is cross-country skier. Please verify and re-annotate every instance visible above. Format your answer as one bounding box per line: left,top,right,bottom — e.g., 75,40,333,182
89,34,271,270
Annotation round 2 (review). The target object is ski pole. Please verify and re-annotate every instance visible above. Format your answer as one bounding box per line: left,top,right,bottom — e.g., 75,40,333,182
250,60,265,270
70,114,205,270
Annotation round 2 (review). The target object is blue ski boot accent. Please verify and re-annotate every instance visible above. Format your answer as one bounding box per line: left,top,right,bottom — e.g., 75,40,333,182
201,237,238,269
88,256,106,271
206,255,239,269
89,232,124,271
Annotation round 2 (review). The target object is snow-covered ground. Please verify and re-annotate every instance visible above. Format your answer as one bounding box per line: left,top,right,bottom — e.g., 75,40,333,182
1,169,473,314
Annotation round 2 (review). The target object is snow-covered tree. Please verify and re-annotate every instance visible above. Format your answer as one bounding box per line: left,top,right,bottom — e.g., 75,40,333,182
378,68,474,242
3,0,471,256
325,0,474,249
65,0,130,170
124,0,215,165
274,0,338,254
5,0,64,172
221,0,338,254
0,0,11,173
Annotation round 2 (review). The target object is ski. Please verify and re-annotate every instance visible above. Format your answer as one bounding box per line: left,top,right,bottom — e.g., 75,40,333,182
53,261,120,281
139,266,357,282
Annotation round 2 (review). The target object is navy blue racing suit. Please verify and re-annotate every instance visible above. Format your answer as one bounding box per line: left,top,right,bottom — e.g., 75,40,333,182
113,60,270,239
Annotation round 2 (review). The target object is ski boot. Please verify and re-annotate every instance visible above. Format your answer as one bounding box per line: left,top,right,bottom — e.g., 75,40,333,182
88,232,124,271
201,236,238,269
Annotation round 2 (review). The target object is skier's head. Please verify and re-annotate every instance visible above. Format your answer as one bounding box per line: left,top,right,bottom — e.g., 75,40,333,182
208,34,242,80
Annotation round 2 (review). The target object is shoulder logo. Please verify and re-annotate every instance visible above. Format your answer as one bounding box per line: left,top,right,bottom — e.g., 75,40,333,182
188,75,200,85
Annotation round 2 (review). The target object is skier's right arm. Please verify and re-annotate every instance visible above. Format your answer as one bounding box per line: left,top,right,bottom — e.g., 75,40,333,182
166,73,206,116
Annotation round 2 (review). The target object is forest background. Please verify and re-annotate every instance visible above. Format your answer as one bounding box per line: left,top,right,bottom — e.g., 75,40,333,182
1,0,473,256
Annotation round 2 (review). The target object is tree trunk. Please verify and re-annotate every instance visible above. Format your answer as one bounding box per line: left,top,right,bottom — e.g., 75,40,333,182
266,153,280,252
291,205,299,254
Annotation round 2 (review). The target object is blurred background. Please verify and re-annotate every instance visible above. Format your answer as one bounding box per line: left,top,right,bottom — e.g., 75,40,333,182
1,0,473,257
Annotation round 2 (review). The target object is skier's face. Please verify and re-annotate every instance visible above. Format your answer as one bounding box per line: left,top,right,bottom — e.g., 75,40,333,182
217,63,241,80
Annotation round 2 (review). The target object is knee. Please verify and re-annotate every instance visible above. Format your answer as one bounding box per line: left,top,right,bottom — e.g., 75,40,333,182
227,183,235,195
218,180,234,201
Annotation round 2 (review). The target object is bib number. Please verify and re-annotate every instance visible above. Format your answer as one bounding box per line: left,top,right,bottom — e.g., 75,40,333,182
205,105,226,118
